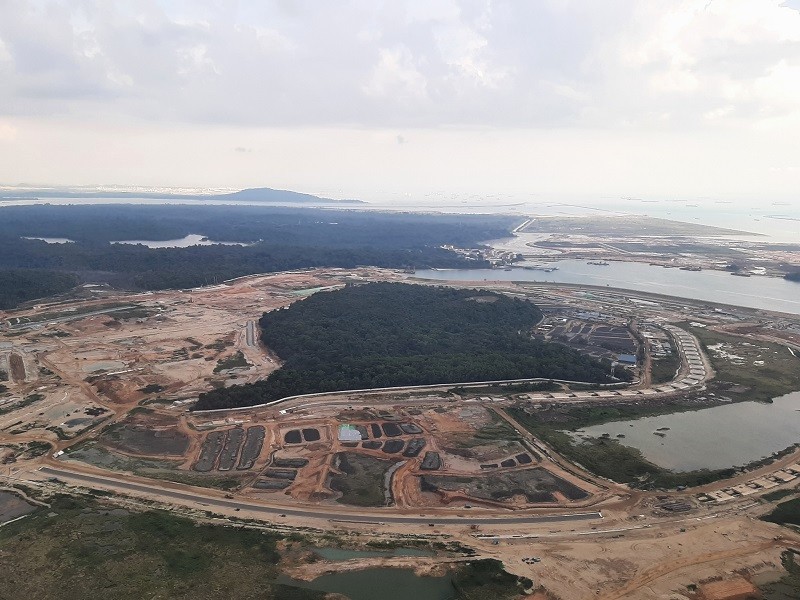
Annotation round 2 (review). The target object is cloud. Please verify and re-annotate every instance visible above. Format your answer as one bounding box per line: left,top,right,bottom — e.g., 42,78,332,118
1,1,800,199
0,0,793,131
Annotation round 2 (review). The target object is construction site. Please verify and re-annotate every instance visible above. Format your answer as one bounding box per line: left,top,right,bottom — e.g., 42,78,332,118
2,266,799,600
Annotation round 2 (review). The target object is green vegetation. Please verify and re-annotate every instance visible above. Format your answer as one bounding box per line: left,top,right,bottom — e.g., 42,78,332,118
0,393,45,416
761,498,800,527
452,559,531,599
0,498,327,600
0,269,78,309
329,452,394,507
508,405,738,489
759,551,800,599
762,488,797,502
138,384,164,394
452,380,562,396
213,350,250,373
688,325,800,402
196,283,623,410
650,350,681,385
0,205,512,292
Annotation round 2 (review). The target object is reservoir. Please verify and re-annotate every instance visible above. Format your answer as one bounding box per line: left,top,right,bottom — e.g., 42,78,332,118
277,568,456,600
110,233,251,248
415,260,800,315
575,391,800,471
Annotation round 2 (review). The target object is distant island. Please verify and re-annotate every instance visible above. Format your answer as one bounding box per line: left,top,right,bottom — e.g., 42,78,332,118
0,186,364,204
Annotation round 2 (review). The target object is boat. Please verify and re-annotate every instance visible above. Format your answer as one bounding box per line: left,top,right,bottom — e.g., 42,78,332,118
679,266,702,271
731,272,752,277
587,261,609,266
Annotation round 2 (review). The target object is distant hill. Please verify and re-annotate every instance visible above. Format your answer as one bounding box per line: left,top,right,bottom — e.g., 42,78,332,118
214,187,362,203
0,186,363,204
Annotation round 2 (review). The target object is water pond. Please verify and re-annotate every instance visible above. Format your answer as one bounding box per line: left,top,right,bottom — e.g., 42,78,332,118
110,234,251,248
575,391,800,471
277,567,456,600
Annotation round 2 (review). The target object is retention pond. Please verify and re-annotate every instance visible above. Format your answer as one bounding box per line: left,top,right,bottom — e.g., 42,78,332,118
277,568,456,600
574,391,800,471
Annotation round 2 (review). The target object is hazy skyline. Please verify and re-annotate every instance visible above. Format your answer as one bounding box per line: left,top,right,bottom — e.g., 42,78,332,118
2,0,800,202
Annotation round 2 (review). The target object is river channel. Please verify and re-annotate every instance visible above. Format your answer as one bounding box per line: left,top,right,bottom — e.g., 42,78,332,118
415,261,800,315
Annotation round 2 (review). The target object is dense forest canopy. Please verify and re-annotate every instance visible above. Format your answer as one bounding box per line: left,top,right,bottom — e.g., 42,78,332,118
0,270,79,310
194,283,623,410
0,204,513,245
0,205,515,305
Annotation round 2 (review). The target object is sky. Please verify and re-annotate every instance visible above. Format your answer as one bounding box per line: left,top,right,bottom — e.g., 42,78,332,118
1,0,800,202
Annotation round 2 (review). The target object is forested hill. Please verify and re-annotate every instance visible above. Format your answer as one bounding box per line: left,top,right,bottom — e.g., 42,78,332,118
193,283,623,411
0,270,78,310
0,205,515,304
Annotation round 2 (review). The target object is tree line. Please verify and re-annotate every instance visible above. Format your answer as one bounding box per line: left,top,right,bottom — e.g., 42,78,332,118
0,205,516,306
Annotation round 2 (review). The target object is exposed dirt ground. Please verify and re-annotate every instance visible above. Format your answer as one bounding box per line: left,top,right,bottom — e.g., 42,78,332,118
2,267,800,600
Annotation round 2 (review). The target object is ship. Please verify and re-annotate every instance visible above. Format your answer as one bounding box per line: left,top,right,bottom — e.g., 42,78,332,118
587,261,610,266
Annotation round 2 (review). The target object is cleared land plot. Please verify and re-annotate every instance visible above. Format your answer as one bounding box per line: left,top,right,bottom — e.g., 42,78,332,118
218,428,245,471
421,467,589,504
101,424,189,457
329,452,397,507
237,426,265,470
194,431,225,472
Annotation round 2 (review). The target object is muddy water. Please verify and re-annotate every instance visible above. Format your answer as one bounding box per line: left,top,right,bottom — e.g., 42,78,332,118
277,568,456,600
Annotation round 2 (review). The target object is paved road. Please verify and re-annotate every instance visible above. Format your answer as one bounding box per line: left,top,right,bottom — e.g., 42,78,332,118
39,466,602,526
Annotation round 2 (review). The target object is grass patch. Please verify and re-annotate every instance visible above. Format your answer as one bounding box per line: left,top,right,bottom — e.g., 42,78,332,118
651,350,680,384
762,488,797,502
329,452,395,507
452,558,531,599
759,551,800,599
213,350,250,373
761,498,800,527
687,325,800,402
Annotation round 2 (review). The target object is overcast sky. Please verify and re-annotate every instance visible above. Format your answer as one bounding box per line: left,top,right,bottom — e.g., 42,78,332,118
1,0,800,202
